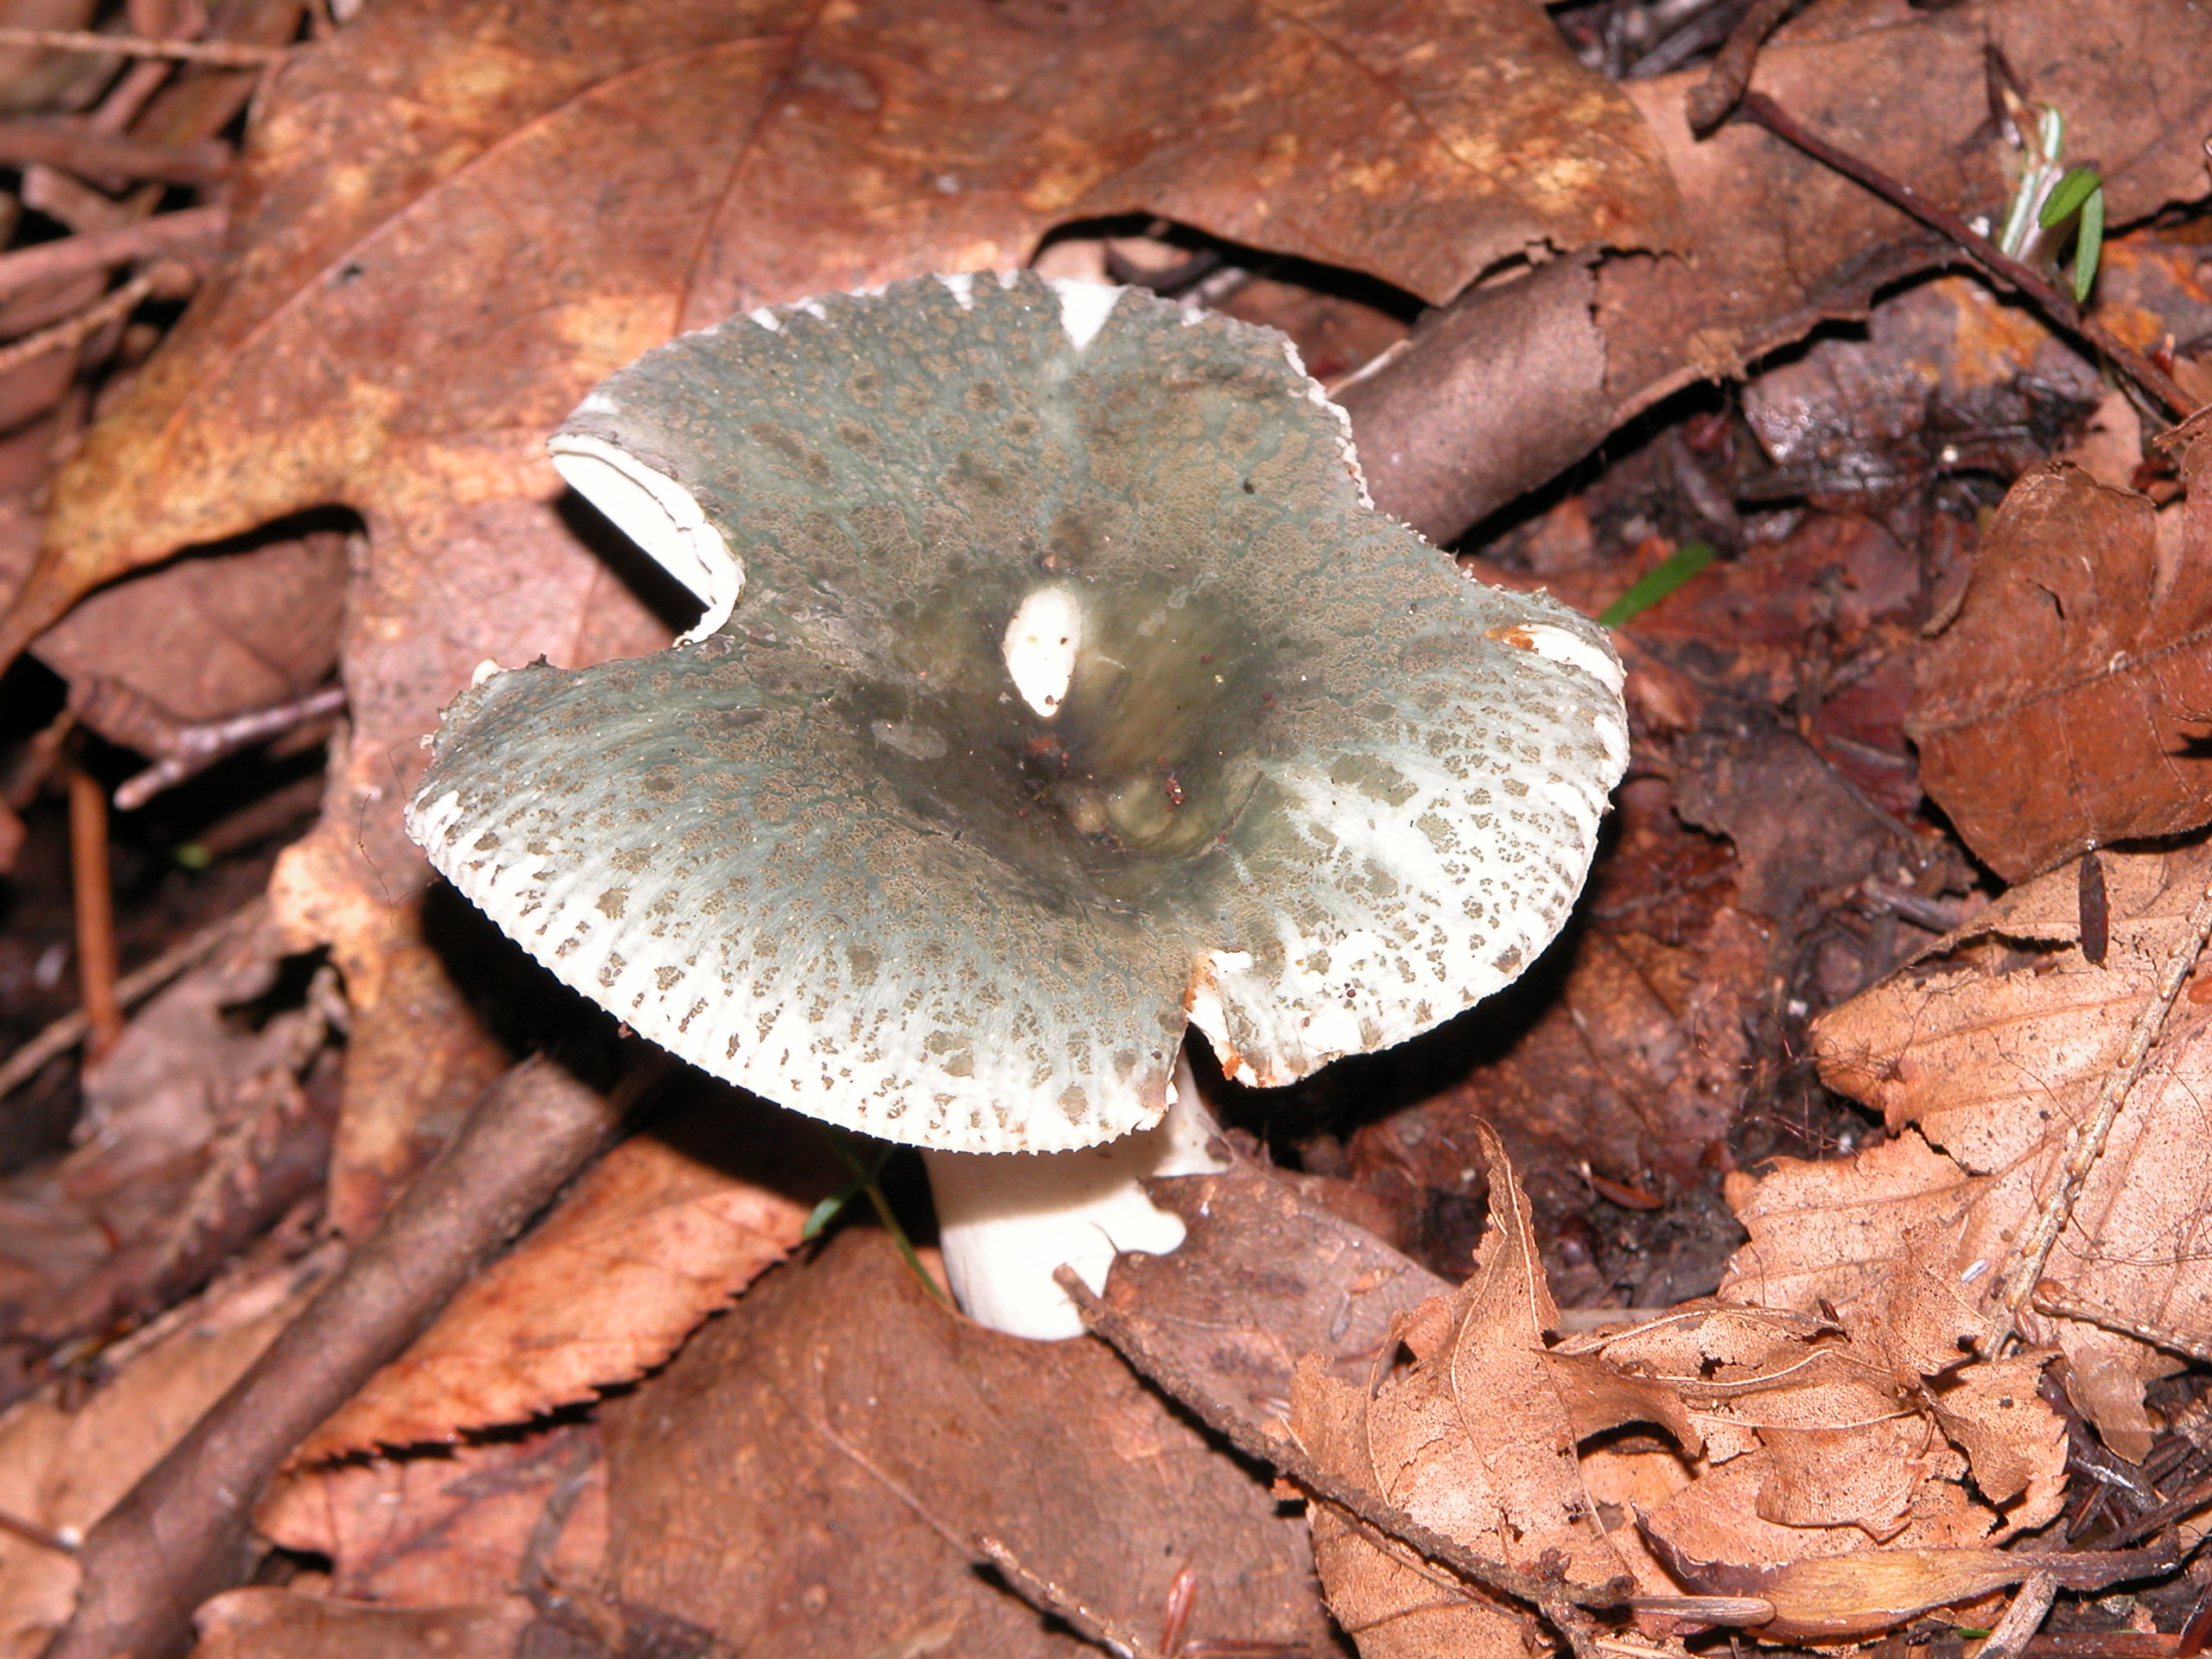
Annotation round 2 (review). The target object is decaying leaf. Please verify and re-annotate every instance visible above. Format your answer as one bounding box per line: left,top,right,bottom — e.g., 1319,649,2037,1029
259,1421,606,1606
299,1095,820,1459
1267,1123,2072,1653
1096,1155,1450,1425
0,1241,337,1659
1288,1123,1669,1659
1728,842,2212,1459
192,1588,535,1659
1911,441,2212,881
600,1224,1331,1657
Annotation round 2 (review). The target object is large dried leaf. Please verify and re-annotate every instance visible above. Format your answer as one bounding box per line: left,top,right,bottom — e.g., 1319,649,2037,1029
300,1097,817,1459
1288,1125,1669,1658
600,1224,1330,1656
1726,842,2212,1459
1910,449,2212,881
7,0,1678,658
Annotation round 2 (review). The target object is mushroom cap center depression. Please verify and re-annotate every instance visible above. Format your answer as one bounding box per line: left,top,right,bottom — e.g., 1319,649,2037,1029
846,567,1278,911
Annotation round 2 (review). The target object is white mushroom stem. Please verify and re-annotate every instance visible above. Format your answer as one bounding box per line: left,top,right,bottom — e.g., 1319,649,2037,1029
922,1049,1225,1339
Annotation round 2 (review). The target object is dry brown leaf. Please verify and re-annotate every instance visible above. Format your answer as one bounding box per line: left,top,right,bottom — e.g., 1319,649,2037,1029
600,1224,1329,1657
259,1422,606,1606
1640,1533,2171,1643
191,1588,535,1659
1288,1123,1667,1659
25,531,347,747
300,1096,817,1459
0,1241,337,1659
1910,444,2212,881
1095,1156,1451,1427
6,0,1678,662
1727,842,2212,1459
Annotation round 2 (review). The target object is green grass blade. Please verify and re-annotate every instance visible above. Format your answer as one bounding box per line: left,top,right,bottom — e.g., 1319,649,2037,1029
1599,541,1717,628
2071,183,2104,304
2038,165,2101,229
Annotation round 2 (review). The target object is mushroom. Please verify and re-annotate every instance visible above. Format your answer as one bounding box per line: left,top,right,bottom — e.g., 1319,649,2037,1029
405,271,1628,1338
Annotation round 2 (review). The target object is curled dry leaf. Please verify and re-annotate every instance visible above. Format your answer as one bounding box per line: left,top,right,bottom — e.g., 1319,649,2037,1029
1726,842,2212,1459
1287,1123,1678,1659
259,1421,607,1606
299,1096,817,1459
1274,1123,2071,1653
1910,441,2212,881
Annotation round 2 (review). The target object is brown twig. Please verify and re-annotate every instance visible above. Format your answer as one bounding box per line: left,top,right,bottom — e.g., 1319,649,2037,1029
2031,1283,2212,1366
41,1052,649,1659
1056,1268,1633,1617
0,895,270,1101
1686,0,1802,134
111,682,347,810
0,207,226,302
1977,1573,2060,1659
65,761,122,1060
977,1535,1168,1659
0,257,194,381
1732,92,2195,421
1988,861,2212,1352
0,120,228,185
0,25,289,66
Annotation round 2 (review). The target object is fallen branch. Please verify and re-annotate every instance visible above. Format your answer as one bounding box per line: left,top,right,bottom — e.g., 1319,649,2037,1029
0,206,227,302
64,760,120,1059
41,1052,648,1659
0,26,290,67
1733,92,2194,421
111,681,347,810
0,896,268,1101
0,257,196,381
0,120,229,185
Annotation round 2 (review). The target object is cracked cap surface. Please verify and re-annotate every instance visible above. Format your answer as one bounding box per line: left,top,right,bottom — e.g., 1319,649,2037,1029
406,270,1629,1154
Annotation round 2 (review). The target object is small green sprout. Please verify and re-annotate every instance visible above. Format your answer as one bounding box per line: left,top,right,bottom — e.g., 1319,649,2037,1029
1599,541,1716,629
805,1125,950,1305
2037,163,2106,304
1996,101,2104,304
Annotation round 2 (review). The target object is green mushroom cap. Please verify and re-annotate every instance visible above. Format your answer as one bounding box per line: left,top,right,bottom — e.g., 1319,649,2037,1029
406,270,1627,1154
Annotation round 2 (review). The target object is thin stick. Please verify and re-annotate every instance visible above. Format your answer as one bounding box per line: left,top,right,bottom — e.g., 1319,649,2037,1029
1988,861,2212,1352
0,896,267,1100
65,763,122,1059
1734,92,2195,421
1977,1573,2060,1659
1057,1268,1634,1616
978,1535,1166,1659
112,681,346,810
1686,0,1801,134
0,205,226,302
0,121,228,186
2031,1283,2212,1365
41,1052,649,1659
0,258,192,380
0,25,289,66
